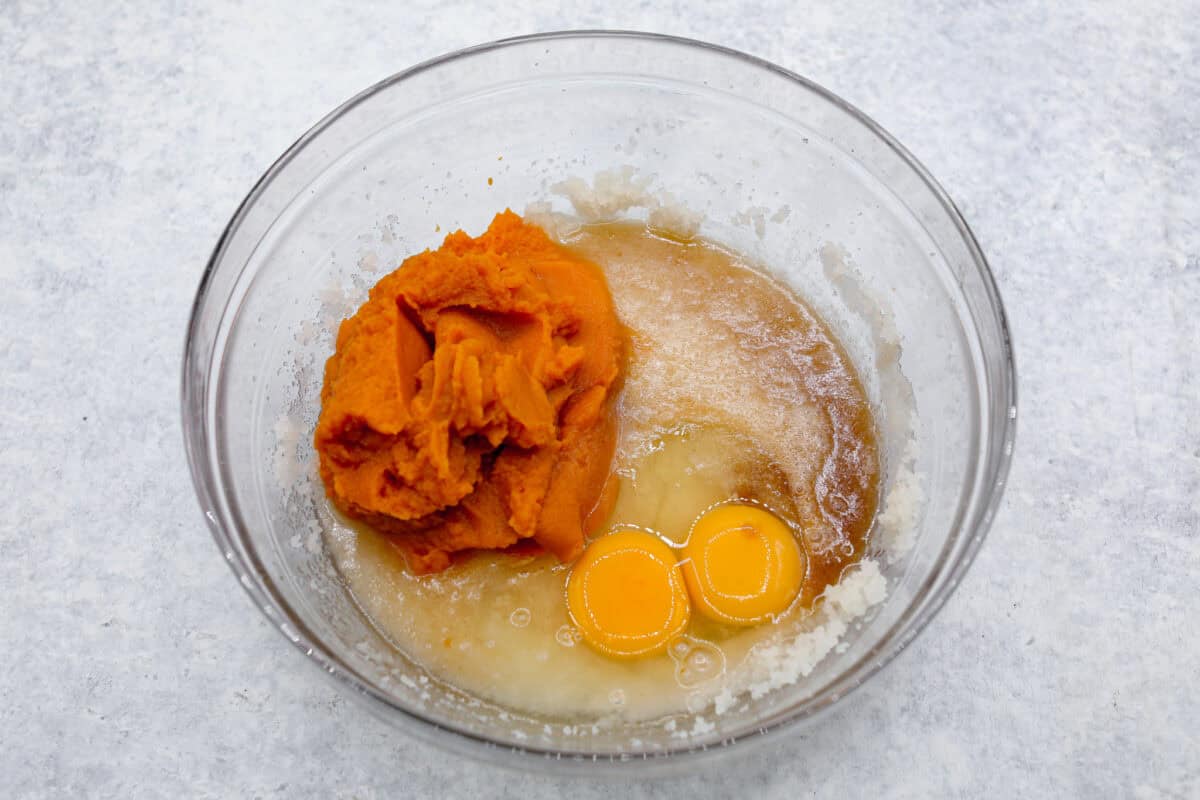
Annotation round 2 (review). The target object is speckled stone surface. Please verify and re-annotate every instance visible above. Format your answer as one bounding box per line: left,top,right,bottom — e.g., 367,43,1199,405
2,1,1197,797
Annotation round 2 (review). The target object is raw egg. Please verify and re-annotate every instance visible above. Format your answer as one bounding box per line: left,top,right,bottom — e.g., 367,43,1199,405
680,503,805,626
566,528,690,658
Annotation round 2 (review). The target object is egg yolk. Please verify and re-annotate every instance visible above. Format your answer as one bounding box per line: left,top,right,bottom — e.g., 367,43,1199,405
681,503,805,626
566,529,691,659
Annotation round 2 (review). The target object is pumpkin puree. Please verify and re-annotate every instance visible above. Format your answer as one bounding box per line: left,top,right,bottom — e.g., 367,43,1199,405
315,211,625,573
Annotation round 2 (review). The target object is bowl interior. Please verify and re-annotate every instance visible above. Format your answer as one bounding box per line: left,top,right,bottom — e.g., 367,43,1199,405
184,32,1014,763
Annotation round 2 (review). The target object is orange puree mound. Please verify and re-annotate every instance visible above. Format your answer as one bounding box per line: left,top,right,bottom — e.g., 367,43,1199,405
315,211,625,574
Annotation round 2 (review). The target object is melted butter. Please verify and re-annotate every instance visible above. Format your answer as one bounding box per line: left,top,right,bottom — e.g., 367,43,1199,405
323,221,879,720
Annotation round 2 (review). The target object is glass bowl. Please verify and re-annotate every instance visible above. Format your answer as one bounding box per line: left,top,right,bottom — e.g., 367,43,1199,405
181,31,1016,771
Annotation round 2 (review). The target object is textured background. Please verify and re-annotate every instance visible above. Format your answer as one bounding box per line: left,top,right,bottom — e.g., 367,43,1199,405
2,1,1198,797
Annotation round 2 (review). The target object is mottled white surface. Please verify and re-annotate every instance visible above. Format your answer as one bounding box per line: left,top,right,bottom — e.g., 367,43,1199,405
1,1,1197,797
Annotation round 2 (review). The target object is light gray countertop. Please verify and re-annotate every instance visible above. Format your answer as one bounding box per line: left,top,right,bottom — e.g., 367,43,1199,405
2,2,1197,797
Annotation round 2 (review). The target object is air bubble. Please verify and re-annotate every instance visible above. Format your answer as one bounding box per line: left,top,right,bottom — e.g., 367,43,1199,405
555,625,580,647
509,608,531,628
671,639,726,689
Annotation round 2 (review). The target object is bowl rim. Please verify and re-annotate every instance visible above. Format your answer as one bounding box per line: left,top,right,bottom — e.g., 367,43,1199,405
181,29,1017,771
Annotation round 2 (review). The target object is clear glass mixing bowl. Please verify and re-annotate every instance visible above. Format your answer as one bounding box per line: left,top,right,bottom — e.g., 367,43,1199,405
181,31,1016,772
